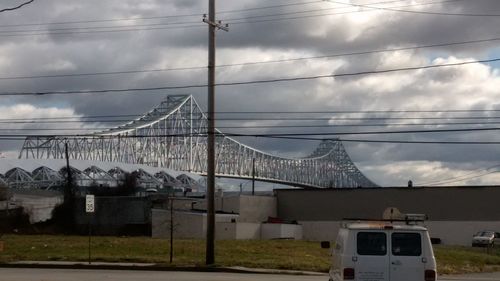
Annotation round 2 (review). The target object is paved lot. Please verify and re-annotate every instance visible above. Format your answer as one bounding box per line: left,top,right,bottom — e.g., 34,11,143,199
0,269,326,281
2,268,500,281
441,272,500,280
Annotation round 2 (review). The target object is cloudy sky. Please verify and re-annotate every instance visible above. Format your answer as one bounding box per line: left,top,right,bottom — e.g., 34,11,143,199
1,0,500,187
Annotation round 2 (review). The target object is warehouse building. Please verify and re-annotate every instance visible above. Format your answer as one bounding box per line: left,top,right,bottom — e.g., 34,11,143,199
275,186,500,245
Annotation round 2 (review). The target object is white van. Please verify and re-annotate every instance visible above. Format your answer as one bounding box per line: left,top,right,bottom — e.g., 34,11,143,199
326,222,437,281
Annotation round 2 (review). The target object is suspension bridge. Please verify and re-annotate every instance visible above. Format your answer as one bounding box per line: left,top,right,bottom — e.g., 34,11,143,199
18,95,377,188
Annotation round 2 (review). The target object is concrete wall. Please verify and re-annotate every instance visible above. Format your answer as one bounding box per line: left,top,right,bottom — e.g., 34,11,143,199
217,222,261,240
11,193,62,223
261,223,303,240
151,209,239,239
197,194,277,223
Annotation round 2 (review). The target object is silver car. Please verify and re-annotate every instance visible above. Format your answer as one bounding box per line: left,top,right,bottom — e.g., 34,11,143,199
472,231,497,247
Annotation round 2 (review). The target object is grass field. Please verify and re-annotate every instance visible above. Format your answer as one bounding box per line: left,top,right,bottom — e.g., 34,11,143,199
1,235,500,274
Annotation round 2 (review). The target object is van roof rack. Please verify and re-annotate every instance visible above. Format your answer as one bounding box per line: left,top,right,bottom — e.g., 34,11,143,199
343,214,428,225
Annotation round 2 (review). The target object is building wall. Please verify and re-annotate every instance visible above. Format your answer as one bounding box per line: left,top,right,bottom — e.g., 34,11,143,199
237,195,277,223
217,222,261,240
197,194,277,222
152,194,278,240
261,223,303,240
276,187,500,221
276,187,500,245
151,209,239,239
11,192,62,223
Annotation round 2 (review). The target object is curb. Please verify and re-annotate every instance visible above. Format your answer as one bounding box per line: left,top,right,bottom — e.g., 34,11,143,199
0,262,327,276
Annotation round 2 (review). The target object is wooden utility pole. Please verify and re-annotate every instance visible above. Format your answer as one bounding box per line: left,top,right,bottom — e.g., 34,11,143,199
169,197,174,263
64,142,73,202
252,158,255,196
203,0,228,265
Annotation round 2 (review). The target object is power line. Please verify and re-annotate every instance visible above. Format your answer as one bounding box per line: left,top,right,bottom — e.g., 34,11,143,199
328,0,500,17
12,126,500,138
215,109,500,114
2,35,500,80
218,0,324,14
426,170,500,186
0,24,205,37
4,108,500,121
222,127,500,137
224,0,458,22
339,139,500,145
0,57,498,96
0,0,458,37
417,164,500,186
0,0,35,13
0,0,322,29
227,0,461,25
7,115,500,123
7,120,500,130
0,20,203,34
7,133,500,146
205,117,500,121
216,36,500,67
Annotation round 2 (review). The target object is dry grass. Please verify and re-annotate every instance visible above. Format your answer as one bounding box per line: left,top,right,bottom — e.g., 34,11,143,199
2,235,500,274
0,235,330,272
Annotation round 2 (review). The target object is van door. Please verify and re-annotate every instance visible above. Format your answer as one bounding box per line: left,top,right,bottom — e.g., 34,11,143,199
355,231,390,281
390,232,425,281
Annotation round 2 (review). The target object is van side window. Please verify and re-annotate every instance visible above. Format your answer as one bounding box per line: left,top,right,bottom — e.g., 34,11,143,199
392,232,422,256
357,232,387,256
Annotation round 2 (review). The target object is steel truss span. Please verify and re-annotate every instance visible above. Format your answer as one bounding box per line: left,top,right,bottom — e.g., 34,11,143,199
18,95,377,188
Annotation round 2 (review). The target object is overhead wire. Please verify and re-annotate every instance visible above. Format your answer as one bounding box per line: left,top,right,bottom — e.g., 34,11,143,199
0,57,497,96
6,133,500,146
7,115,500,123
6,126,500,137
0,0,35,13
6,121,500,129
224,0,458,22
425,170,500,186
2,35,500,80
416,164,500,186
0,0,461,37
0,0,323,29
4,108,500,121
226,0,462,25
327,0,500,17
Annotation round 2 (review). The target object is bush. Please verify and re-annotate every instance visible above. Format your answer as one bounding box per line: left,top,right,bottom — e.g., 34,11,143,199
0,183,9,201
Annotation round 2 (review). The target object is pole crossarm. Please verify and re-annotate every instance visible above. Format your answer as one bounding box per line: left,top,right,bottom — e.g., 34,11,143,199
18,95,377,188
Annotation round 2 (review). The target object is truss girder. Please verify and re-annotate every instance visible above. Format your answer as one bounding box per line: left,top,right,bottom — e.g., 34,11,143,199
18,95,377,188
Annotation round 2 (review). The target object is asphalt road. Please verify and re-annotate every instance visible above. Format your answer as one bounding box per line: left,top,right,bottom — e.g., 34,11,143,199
1,268,500,281
0,269,326,281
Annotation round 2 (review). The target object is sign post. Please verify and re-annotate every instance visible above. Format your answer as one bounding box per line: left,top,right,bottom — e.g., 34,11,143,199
85,195,95,265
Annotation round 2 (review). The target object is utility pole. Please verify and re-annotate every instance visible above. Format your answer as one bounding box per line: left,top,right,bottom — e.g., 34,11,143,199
203,0,228,265
64,142,73,203
252,158,255,196
169,196,174,263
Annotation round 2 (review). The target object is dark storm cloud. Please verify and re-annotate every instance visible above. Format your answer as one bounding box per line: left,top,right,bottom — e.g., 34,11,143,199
1,0,500,185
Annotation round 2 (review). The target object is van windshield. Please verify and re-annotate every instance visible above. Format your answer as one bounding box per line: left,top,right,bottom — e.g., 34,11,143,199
357,232,387,256
392,232,422,256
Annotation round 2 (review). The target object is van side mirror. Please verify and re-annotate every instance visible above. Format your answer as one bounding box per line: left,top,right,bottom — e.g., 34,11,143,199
321,241,331,249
